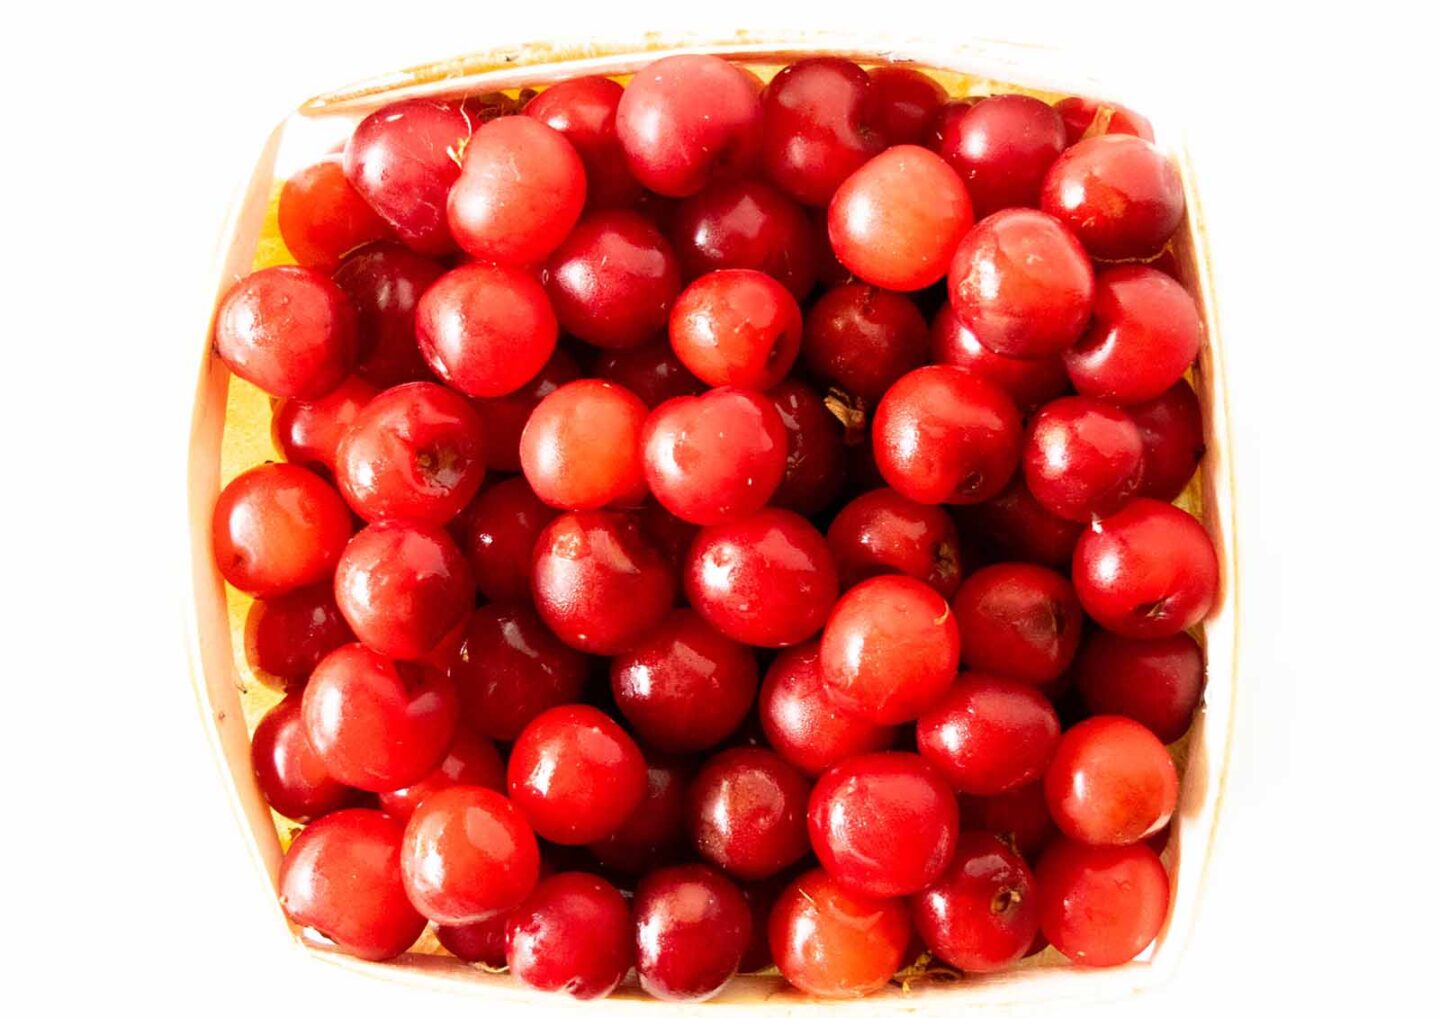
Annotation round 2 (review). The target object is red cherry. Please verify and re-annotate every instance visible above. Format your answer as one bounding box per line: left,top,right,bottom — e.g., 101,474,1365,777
1045,716,1178,845
278,157,391,271
960,780,1059,861
759,642,897,776
521,379,648,510
953,563,1083,683
686,747,811,881
461,477,559,602
802,283,929,402
378,724,505,821
244,582,354,690
1036,839,1169,967
1023,396,1145,523
1066,266,1203,405
214,266,357,399
633,864,752,1001
864,66,947,145
826,487,963,597
769,380,847,516
525,75,643,208
471,348,582,473
912,832,1041,972
769,868,909,998
917,672,1061,795
1072,630,1205,744
589,755,690,875
953,475,1084,571
212,463,352,598
669,269,803,390
670,178,820,300
1131,380,1206,502
930,94,1066,216
759,57,883,206
274,376,379,475
594,339,704,408
1042,134,1183,260
1054,97,1155,145
251,696,359,821
506,872,632,999
930,302,1069,410
436,912,509,966
332,242,445,389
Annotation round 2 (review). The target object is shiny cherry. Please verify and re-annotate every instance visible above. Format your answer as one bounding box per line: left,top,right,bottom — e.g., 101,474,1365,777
1036,839,1169,967
864,66,947,145
1045,716,1178,845
378,724,505,821
802,283,929,402
759,642,897,776
278,157,391,271
1023,396,1145,522
953,563,1083,683
212,463,352,598
462,477,559,602
669,269,803,389
826,487,962,597
633,864,751,1001
917,672,1061,795
686,747,811,881
244,582,353,690
931,94,1066,216
436,911,509,966
1066,266,1203,405
670,178,819,299
759,57,884,206
1042,134,1184,260
506,872,632,999
931,302,1069,409
331,242,445,388
521,379,648,509
1072,630,1204,744
251,696,360,821
1131,380,1205,502
274,376,379,475
912,832,1041,973
769,868,909,998
525,76,642,208
1054,97,1155,144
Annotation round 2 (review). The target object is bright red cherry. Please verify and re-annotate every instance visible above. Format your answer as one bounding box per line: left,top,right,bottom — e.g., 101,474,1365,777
917,672,1061,795
274,376,379,475
525,76,642,208
808,751,959,897
521,379,648,509
770,380,847,516
953,563,1083,683
278,157,391,271
931,94,1066,216
826,487,963,597
669,269,803,389
686,747,811,880
912,833,1041,973
931,302,1069,409
960,780,1059,861
214,266,357,399
769,868,909,998
633,864,752,1001
279,809,425,961
1036,839,1169,967
461,477,559,602
1045,716,1178,845
251,696,359,821
212,463,352,598
759,642,897,776
1042,134,1184,260
670,178,819,300
1066,266,1203,405
244,582,353,690
1131,380,1205,502
802,283,929,402
332,242,445,388
506,872,632,999
864,66,947,145
1054,97,1155,144
378,724,505,821
1073,630,1205,744
471,348,582,472
759,57,883,206
1023,396,1145,523
594,339,704,408
589,755,690,875
953,475,1084,570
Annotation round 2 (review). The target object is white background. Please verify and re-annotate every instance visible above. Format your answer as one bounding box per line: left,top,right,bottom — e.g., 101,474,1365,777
2,1,1435,1013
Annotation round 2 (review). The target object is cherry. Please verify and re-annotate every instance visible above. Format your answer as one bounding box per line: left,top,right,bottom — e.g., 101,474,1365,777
864,66,947,145
400,785,541,923
334,382,486,525
872,365,1022,505
802,283,929,402
472,348,582,472
916,672,1061,795
520,379,647,510
334,520,474,660
544,210,683,350
669,269,803,389
594,339,703,408
1036,839,1169,967
214,265,357,399
960,780,1059,860
301,642,457,791
212,463,352,598
251,696,359,821
1066,266,1203,405
1042,134,1183,260
1072,498,1219,639
1131,379,1205,502
415,263,559,398
331,242,445,389
826,487,963,597
670,178,819,300
279,809,425,961
525,75,642,208
760,58,883,206
436,912,508,966
1073,630,1204,744
508,704,648,844
617,54,763,197
953,563,1083,682
632,863,751,1001
642,387,787,525
686,746,811,880
274,376,379,475
684,508,838,648
344,98,470,255
808,751,959,897
461,477,559,602
531,509,676,654
947,208,1094,360
759,642,897,776
449,602,589,742
505,872,631,999
1054,97,1155,145
278,157,391,271
1023,396,1145,522
828,145,973,291
930,94,1066,216
611,609,759,752
769,868,909,998
930,302,1069,409
589,755,690,875
447,116,586,266
912,832,1040,972
924,97,977,149
378,724,505,821
1045,716,1178,845
953,475,1084,571
244,582,353,690
770,380,847,516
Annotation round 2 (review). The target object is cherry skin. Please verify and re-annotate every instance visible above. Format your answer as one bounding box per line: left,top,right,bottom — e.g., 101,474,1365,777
400,785,541,924
864,66,947,145
1131,379,1205,502
447,116,586,266
1054,96,1155,144
251,696,359,821
531,510,677,655
415,262,558,398
872,365,1022,505
610,609,759,753
334,520,474,660
437,912,509,966
669,269,803,390
461,477,559,602
826,487,963,597
508,704,648,845
544,210,683,350
917,672,1061,795
1036,839,1169,967
472,348,582,473
769,868,910,999
448,602,588,742
670,178,819,301
770,380,847,516
1023,396,1145,523
525,75,642,208
953,563,1084,683
632,864,752,1001
932,94,1066,216
344,98,471,255
212,463,352,598
589,755,690,875
686,747,811,880
1045,716,1178,845
214,265,357,399
331,242,446,389
617,54,763,198
684,508,839,648
960,780,1059,861
334,382,486,525
244,582,353,690
953,475,1084,571
278,157,391,271
828,144,973,291
931,302,1069,410
505,872,631,999
912,832,1041,973
802,283,929,403
1072,498,1219,639
1042,134,1184,260
279,809,426,961
1066,266,1204,405
378,724,505,821
760,58,884,207
1073,630,1204,744
521,379,648,510
947,208,1095,360
759,642,897,776
808,751,959,897
642,387,788,526
274,376,379,476
594,339,704,408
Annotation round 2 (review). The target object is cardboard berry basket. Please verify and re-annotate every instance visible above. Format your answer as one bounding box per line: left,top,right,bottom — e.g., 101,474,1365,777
185,31,1238,1011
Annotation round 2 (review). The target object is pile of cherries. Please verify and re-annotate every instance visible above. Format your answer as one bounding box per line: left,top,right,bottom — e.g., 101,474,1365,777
212,51,1216,1002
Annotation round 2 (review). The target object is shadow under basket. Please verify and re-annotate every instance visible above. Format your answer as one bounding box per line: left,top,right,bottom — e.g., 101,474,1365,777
185,31,1240,1012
